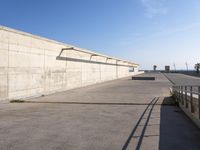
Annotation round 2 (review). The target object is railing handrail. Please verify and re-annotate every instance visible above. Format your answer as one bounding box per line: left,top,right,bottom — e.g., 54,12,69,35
173,88,200,95
172,84,200,120
172,85,200,96
173,85,200,87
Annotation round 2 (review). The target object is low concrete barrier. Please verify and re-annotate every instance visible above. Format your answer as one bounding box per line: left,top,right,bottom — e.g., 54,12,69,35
0,26,141,101
132,76,155,80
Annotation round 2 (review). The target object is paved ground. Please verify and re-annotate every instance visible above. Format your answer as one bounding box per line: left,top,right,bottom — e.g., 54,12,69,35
164,73,200,85
1,73,200,150
181,71,200,78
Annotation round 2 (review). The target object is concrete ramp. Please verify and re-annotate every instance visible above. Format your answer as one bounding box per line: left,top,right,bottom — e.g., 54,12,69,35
1,73,200,150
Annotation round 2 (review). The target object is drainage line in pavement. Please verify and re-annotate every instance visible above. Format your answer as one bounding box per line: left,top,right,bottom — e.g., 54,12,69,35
10,100,175,106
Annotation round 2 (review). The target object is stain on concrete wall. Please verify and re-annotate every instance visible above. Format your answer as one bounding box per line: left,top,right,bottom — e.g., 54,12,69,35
0,29,9,99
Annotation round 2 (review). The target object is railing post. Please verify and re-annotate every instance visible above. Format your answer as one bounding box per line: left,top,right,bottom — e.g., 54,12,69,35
175,86,177,102
190,86,194,113
185,86,188,108
178,86,181,103
198,87,200,119
181,86,184,105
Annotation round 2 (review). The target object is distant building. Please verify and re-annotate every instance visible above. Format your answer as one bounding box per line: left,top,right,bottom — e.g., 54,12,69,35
165,66,170,73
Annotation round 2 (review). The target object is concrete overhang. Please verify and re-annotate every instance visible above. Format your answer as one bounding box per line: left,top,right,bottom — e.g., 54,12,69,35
0,25,139,67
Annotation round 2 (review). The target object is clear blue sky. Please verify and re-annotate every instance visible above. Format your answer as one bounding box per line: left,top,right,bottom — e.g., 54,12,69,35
0,0,200,70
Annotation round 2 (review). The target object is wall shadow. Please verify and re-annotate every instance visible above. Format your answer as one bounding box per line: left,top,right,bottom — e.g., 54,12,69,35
159,97,200,150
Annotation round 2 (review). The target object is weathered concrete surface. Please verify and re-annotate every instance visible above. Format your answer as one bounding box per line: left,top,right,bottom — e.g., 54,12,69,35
1,73,200,150
0,26,141,101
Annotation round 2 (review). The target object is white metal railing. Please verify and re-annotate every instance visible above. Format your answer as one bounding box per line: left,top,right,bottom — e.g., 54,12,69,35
172,85,200,119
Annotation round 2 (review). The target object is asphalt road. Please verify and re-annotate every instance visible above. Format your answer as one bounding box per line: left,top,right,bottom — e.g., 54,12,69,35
1,73,200,150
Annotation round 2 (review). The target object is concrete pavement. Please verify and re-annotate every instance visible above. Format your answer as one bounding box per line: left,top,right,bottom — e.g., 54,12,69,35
1,73,200,150
164,73,200,85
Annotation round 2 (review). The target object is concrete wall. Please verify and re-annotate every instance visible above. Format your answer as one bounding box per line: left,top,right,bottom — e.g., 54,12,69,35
0,26,141,100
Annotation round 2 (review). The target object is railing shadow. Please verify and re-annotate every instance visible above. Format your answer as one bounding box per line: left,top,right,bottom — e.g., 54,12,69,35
121,96,200,150
122,97,159,150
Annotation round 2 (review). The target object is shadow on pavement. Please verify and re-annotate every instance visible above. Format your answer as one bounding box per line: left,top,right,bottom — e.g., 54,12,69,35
122,97,159,150
10,100,175,106
122,97,200,150
159,97,200,150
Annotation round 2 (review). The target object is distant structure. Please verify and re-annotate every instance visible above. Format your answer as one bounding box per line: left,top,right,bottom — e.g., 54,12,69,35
185,62,188,72
165,66,170,73
173,63,176,71
195,63,200,73
153,65,157,72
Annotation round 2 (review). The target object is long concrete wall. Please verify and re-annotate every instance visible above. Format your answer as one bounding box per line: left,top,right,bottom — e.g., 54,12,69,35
0,26,141,101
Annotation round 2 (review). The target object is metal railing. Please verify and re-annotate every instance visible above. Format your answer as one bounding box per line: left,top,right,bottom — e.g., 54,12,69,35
172,85,200,119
